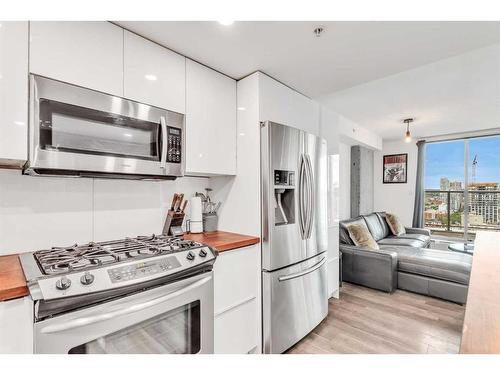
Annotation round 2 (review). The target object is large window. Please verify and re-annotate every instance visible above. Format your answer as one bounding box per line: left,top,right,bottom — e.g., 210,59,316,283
424,135,500,240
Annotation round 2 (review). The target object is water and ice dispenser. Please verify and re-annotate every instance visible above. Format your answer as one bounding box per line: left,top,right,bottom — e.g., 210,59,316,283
274,170,295,225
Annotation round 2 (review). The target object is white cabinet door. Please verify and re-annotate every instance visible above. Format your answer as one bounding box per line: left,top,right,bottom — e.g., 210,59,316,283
30,21,123,96
124,31,186,113
0,297,33,353
185,59,236,176
0,21,28,167
213,245,260,353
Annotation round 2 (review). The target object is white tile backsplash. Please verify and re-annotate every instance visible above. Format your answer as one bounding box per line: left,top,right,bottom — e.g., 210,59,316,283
0,170,93,254
0,169,210,255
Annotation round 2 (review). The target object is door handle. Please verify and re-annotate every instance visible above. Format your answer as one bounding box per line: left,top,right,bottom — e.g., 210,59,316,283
40,276,211,334
298,154,307,239
278,257,326,282
160,116,167,169
305,154,315,239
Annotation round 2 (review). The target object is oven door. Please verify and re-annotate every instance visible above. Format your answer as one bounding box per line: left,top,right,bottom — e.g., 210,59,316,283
34,272,213,354
27,75,184,178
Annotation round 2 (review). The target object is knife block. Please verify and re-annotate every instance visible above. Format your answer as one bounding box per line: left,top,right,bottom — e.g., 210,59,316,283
162,210,186,236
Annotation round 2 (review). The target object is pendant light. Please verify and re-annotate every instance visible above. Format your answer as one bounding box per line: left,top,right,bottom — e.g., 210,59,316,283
403,118,413,143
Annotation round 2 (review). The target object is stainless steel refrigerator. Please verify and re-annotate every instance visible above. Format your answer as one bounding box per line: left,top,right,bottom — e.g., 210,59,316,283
261,121,328,354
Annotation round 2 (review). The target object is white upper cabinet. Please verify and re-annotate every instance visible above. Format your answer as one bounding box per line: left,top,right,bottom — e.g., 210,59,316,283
185,59,236,176
0,21,29,167
124,31,186,113
29,22,124,96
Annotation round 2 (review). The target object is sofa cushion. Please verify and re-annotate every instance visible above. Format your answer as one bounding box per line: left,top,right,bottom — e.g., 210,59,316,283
363,213,387,241
385,213,406,236
390,233,431,247
377,237,426,248
339,217,367,245
346,223,379,250
375,212,392,238
383,246,472,285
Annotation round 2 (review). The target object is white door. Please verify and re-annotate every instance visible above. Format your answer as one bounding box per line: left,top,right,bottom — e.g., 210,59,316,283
185,59,236,176
0,21,29,166
123,31,186,113
29,21,123,96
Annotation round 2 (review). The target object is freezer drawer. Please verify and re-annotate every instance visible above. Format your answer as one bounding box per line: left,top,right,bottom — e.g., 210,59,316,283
262,253,328,354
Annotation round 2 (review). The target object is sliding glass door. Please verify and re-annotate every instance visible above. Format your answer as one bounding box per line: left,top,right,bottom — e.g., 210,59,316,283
424,135,500,241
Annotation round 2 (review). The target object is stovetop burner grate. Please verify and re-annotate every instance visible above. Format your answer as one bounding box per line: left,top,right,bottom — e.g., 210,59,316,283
33,234,201,275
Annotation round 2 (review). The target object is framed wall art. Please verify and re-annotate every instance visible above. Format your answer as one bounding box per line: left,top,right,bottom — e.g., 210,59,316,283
383,153,408,183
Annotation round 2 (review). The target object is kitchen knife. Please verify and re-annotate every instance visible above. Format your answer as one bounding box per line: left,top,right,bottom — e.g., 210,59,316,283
174,193,184,212
180,200,188,213
170,193,178,211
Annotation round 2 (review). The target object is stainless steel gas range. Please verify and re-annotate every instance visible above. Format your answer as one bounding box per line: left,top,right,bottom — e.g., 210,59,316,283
20,234,217,354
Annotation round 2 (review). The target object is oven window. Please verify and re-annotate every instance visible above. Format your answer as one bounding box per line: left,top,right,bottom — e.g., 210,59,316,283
68,301,201,354
39,99,161,161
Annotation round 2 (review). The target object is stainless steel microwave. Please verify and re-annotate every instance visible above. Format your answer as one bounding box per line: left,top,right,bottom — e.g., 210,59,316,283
25,75,184,180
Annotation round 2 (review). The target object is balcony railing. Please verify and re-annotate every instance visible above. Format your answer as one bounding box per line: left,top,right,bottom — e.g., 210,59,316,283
424,189,500,237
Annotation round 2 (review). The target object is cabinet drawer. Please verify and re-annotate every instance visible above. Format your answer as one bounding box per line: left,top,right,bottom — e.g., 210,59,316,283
214,299,257,354
213,245,258,314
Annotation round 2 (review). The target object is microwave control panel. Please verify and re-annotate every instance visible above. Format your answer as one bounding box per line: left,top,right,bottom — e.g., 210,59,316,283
167,126,182,163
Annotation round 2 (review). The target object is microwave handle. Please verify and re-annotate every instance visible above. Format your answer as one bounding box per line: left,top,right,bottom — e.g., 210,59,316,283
40,275,211,334
160,116,168,169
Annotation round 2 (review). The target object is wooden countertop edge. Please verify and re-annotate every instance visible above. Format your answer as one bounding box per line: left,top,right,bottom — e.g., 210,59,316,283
0,255,29,302
183,231,260,253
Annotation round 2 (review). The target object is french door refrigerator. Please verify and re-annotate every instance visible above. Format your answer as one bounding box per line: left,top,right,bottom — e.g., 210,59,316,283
261,121,328,354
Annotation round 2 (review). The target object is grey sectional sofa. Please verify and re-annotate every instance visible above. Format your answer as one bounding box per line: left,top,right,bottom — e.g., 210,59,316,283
339,212,472,304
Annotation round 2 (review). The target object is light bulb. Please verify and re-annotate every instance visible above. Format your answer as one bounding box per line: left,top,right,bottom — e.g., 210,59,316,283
405,130,412,143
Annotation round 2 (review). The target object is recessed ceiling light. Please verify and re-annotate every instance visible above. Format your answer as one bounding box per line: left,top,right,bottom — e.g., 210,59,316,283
123,133,133,138
14,121,25,126
218,20,234,26
145,74,157,81
237,107,246,111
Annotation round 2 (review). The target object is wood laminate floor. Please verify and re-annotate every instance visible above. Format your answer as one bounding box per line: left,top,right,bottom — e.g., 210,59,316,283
287,283,465,354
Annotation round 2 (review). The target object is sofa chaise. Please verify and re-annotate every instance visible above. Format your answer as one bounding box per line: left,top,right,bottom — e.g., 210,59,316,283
339,212,472,304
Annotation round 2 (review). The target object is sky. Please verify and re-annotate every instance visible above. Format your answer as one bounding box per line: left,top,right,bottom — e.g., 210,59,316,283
425,136,500,189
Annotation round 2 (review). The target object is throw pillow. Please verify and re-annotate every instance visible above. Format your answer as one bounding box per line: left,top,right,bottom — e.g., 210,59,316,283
346,223,379,250
385,213,406,236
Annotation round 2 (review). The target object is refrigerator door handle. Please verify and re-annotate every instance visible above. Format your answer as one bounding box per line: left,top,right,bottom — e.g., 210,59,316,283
278,256,326,282
305,154,315,239
299,154,307,239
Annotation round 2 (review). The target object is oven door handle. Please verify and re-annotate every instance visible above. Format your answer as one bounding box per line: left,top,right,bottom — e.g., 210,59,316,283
160,116,168,169
40,276,211,334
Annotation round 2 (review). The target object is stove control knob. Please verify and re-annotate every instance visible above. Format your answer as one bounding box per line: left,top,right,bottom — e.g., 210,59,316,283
186,251,196,261
199,248,207,258
80,272,95,285
56,276,71,291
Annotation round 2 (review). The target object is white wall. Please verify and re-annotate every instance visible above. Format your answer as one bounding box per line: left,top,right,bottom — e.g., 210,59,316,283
0,170,209,255
373,139,418,226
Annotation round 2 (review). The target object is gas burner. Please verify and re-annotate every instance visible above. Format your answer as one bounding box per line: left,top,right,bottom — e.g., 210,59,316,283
32,234,204,275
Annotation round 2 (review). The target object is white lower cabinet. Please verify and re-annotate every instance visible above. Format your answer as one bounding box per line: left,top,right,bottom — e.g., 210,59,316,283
213,244,260,353
0,297,33,353
327,225,340,298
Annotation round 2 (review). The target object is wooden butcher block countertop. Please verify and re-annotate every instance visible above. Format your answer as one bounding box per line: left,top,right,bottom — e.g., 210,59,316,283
183,231,260,253
0,255,28,301
460,232,500,354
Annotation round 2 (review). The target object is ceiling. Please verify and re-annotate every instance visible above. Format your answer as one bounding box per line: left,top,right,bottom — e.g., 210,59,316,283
320,43,500,140
117,21,500,98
